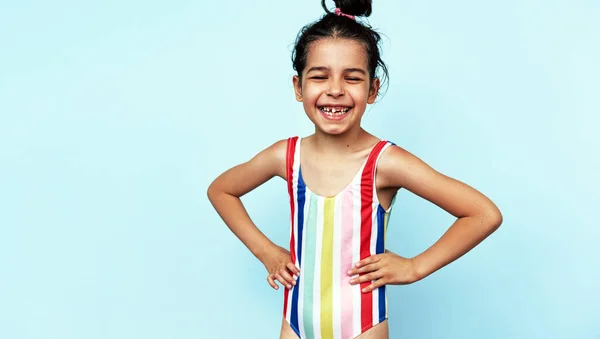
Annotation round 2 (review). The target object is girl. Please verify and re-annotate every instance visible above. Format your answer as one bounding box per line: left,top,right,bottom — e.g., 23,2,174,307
207,1,503,338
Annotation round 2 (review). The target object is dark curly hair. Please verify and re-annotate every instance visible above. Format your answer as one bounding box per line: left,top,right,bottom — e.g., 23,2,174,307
291,0,389,96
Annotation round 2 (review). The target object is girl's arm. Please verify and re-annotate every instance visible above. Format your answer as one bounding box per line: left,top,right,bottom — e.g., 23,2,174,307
377,145,503,281
207,139,301,290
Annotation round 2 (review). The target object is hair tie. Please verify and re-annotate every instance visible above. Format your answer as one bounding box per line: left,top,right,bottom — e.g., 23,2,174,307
335,7,356,20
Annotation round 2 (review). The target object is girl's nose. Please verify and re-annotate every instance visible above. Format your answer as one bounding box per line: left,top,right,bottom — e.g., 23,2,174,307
327,79,345,97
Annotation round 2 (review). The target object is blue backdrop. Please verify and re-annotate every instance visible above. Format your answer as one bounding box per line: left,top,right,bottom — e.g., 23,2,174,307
1,0,598,338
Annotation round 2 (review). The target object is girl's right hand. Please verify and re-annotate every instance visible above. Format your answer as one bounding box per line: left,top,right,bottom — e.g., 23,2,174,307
261,245,300,290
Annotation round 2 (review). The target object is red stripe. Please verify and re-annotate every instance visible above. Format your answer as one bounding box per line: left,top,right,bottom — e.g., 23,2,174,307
283,136,298,318
359,141,387,330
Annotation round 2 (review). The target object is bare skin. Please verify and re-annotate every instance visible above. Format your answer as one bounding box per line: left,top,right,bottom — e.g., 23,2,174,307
207,38,503,338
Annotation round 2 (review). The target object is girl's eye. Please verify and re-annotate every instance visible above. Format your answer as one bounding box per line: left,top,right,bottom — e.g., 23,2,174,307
309,76,362,81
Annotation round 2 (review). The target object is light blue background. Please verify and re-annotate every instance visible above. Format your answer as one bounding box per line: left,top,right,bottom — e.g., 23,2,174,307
1,0,598,338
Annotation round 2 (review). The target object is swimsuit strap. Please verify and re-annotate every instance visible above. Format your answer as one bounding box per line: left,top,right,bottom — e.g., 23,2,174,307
359,140,394,203
283,136,300,319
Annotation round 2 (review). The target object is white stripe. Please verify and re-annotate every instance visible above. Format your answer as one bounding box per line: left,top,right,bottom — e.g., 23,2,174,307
288,186,297,330
293,138,302,269
351,183,362,335
385,283,389,318
371,202,379,325
332,198,342,339
313,196,324,339
285,217,293,325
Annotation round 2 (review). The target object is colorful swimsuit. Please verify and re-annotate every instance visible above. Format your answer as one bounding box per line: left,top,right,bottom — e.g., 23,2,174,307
283,136,397,339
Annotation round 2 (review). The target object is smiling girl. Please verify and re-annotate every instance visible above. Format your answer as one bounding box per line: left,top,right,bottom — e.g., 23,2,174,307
207,1,503,338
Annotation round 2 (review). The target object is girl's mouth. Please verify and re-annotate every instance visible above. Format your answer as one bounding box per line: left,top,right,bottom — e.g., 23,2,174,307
319,106,352,120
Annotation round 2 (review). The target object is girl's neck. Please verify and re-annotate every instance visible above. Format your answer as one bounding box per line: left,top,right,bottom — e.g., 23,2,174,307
311,127,376,155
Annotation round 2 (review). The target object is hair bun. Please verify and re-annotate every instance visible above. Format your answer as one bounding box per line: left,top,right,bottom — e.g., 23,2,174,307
323,0,372,17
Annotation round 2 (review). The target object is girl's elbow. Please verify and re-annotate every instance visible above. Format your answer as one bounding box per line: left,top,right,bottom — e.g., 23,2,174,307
482,198,503,229
207,180,239,203
473,205,502,231
491,213,503,231
486,208,503,231
207,181,220,203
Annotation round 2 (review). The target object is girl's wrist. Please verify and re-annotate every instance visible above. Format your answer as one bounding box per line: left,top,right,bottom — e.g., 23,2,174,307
253,240,276,263
409,256,429,282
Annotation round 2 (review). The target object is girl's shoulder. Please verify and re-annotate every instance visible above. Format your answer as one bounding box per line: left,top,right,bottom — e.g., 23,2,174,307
375,140,425,190
238,138,290,181
260,138,289,179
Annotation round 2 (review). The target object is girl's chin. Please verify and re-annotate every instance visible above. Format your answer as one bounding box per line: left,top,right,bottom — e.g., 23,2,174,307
315,123,354,135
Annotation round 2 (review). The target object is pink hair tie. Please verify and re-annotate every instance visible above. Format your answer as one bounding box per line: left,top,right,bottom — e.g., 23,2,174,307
335,7,356,20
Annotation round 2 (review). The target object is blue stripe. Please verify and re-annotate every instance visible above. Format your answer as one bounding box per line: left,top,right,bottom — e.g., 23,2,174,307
290,168,306,332
376,205,386,317
297,169,306,267
376,205,385,254
379,285,386,318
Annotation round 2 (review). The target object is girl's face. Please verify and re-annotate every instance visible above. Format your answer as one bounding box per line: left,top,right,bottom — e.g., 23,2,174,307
293,38,380,136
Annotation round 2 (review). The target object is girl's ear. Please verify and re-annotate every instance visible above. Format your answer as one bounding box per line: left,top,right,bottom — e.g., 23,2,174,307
367,78,381,104
292,75,303,102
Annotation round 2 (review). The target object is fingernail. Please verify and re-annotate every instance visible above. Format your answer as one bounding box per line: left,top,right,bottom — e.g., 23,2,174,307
347,270,351,275
292,280,296,285
293,275,298,280
287,285,291,289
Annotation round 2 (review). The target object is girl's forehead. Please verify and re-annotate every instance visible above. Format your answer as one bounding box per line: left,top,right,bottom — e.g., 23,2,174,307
305,38,368,71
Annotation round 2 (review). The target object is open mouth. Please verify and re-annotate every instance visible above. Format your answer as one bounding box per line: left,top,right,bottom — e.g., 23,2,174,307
319,106,352,119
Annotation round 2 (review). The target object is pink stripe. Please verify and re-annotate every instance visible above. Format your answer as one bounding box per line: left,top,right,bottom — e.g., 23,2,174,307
340,188,355,338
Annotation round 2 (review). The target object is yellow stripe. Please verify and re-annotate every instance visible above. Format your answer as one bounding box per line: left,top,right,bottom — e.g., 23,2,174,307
384,211,390,316
320,197,334,338
384,212,389,246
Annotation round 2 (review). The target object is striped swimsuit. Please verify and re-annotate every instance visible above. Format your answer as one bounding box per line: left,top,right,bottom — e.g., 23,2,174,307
283,136,396,339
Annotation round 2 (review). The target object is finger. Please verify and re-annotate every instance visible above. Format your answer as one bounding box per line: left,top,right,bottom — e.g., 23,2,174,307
362,278,385,293
349,271,384,285
267,274,278,290
279,268,297,286
286,262,300,277
275,273,292,289
354,254,382,268
348,262,380,276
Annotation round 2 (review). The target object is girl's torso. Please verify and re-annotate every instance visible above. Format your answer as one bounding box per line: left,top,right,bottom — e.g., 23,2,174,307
282,136,397,339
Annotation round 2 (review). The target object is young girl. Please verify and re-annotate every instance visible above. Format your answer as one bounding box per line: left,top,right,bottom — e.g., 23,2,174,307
208,1,503,338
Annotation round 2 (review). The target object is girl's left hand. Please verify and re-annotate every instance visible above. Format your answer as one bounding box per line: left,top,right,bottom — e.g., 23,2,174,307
347,250,420,293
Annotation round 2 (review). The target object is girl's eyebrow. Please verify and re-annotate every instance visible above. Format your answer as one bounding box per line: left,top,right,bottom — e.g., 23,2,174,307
306,66,367,75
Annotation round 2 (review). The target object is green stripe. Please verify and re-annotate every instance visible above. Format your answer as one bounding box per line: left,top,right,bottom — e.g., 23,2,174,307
302,194,318,339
